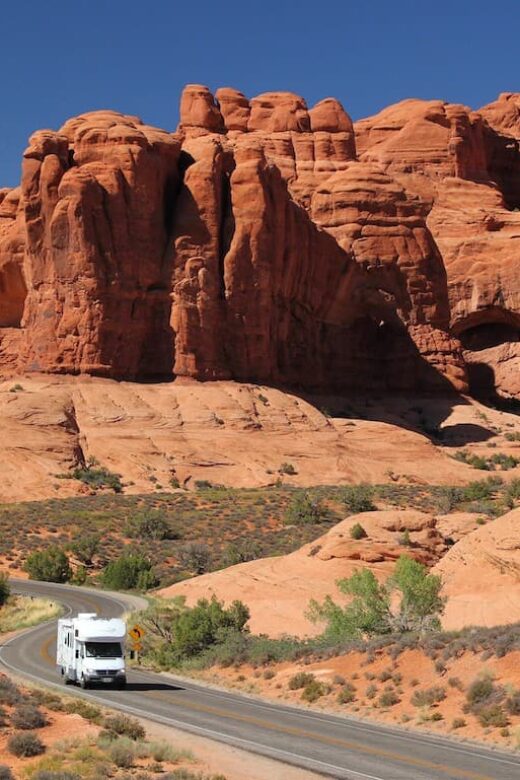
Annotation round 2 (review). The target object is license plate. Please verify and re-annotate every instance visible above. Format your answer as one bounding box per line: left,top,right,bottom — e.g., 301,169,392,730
102,677,113,682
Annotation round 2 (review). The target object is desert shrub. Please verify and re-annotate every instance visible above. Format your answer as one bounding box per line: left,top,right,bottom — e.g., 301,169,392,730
101,553,157,591
0,769,14,780
451,717,466,729
221,541,261,567
148,741,190,763
70,534,101,565
109,739,135,768
466,675,495,706
301,679,327,702
288,672,316,690
337,683,357,704
0,677,22,706
506,690,520,715
378,688,400,707
124,511,178,541
7,731,45,757
278,462,297,475
284,493,327,526
11,703,47,729
32,773,81,780
399,529,412,547
63,699,102,722
350,523,367,540
478,705,509,728
177,543,212,575
435,486,464,513
411,686,446,708
366,684,377,699
0,571,10,606
448,676,464,690
343,484,375,514
103,714,145,741
24,548,71,583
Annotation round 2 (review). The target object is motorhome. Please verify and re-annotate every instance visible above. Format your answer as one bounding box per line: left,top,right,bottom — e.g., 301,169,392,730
57,613,127,689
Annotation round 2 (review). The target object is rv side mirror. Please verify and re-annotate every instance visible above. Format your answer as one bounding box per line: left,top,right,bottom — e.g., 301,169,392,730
75,649,79,659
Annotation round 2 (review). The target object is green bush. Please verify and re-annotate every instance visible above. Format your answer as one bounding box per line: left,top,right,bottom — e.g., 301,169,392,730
11,704,47,729
101,554,157,591
24,548,71,583
7,731,45,757
288,672,315,690
350,523,367,540
343,484,375,514
284,493,327,526
0,571,10,606
71,465,122,493
103,714,145,741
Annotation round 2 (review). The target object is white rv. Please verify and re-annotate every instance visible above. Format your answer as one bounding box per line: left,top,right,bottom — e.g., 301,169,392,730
57,613,127,689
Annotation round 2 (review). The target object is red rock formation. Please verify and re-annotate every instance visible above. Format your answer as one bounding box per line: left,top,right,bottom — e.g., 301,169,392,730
355,95,520,399
16,84,520,395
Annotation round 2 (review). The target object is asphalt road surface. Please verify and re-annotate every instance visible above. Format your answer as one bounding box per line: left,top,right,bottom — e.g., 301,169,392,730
2,580,519,780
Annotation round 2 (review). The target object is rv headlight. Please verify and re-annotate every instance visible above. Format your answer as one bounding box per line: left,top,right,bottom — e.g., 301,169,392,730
116,670,125,675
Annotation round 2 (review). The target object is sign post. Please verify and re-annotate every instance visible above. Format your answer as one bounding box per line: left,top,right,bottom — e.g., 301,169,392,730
128,624,145,664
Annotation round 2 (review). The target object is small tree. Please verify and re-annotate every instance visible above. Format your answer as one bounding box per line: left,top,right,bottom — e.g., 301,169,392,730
101,554,157,591
308,555,445,639
0,571,10,607
308,569,391,639
24,548,71,583
389,556,445,633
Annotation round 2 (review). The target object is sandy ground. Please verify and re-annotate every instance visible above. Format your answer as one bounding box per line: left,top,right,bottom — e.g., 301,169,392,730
2,375,520,502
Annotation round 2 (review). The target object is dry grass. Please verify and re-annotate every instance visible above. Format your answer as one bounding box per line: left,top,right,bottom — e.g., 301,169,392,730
0,596,61,634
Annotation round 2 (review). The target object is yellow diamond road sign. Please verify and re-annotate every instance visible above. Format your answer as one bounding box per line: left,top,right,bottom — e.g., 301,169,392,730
129,624,145,642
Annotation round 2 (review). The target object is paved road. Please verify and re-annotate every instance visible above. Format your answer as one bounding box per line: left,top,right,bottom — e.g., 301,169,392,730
2,580,519,780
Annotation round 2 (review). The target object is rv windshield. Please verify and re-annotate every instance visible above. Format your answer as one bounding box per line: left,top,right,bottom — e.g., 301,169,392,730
84,642,123,658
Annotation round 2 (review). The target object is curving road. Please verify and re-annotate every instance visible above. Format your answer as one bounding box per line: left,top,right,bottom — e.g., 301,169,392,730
2,580,520,780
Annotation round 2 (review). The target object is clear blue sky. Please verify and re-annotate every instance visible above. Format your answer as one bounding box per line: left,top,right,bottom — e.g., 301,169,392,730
1,0,518,186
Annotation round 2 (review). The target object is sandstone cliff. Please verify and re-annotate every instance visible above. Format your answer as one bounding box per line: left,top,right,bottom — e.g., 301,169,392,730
1,85,519,398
